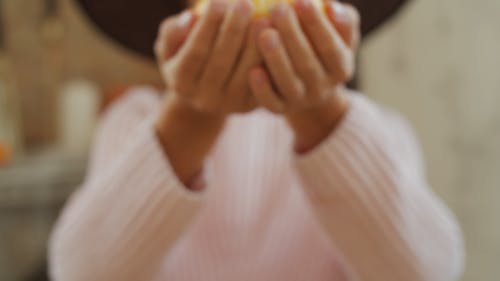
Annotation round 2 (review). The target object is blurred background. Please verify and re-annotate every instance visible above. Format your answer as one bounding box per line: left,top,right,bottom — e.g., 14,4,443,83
0,0,498,280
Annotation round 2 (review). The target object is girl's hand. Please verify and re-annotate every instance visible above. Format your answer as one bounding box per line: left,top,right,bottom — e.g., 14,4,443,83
155,0,263,117
249,0,359,114
248,0,360,152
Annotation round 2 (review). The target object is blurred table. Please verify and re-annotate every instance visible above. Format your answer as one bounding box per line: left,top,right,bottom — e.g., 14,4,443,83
0,149,86,281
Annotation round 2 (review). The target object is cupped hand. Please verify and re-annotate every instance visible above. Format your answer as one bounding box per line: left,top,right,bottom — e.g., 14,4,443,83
248,0,360,115
155,0,268,116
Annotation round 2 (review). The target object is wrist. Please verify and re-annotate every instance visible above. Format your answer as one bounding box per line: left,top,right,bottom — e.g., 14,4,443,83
155,94,226,188
156,94,226,133
286,90,349,153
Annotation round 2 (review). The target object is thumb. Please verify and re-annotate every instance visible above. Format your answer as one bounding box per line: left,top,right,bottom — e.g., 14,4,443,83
168,11,197,57
155,10,197,63
325,1,360,50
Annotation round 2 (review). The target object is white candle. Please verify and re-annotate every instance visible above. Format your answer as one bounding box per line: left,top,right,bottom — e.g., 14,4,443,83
0,55,18,155
59,79,101,157
0,77,7,138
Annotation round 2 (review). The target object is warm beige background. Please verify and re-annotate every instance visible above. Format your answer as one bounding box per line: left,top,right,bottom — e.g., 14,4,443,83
1,0,498,280
360,0,500,280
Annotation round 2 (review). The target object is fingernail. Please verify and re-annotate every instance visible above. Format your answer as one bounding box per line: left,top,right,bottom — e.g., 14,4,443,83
263,31,280,51
210,0,228,14
272,3,289,18
296,0,312,10
331,2,349,22
254,18,271,30
177,11,193,28
235,0,253,17
253,18,271,39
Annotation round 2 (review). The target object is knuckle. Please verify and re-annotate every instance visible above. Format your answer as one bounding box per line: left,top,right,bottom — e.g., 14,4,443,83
309,15,323,30
338,55,355,81
171,66,183,82
300,3,317,21
170,71,191,94
265,46,280,58
160,61,172,78
193,99,219,114
344,64,355,81
225,20,244,35
201,74,223,94
200,76,220,93
320,43,338,59
206,5,226,24
187,46,206,63
308,77,329,99
325,49,355,81
210,61,228,76
300,64,319,80
310,85,326,100
290,81,306,100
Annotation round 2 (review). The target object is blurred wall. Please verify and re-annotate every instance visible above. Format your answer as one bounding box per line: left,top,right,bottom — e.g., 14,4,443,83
59,0,162,87
359,0,500,280
2,0,163,149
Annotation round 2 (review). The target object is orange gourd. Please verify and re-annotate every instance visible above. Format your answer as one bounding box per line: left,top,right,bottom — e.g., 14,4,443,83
0,142,11,167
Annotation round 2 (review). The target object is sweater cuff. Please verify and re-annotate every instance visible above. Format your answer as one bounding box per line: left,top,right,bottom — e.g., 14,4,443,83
293,92,394,201
50,117,205,280
130,117,206,202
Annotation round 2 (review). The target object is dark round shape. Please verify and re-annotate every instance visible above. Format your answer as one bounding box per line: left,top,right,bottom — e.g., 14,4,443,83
75,0,409,60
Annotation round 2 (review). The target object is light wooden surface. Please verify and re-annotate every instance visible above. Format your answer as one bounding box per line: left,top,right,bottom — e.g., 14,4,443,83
360,0,500,280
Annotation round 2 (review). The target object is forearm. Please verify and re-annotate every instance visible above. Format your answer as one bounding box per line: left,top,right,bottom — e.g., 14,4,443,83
306,168,463,281
295,94,464,280
50,119,202,281
156,94,226,188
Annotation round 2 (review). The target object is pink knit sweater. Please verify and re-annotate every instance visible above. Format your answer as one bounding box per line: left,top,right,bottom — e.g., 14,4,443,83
49,87,464,281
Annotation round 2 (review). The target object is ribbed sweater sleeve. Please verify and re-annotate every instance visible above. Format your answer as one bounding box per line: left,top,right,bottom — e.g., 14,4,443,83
48,90,203,281
294,94,465,281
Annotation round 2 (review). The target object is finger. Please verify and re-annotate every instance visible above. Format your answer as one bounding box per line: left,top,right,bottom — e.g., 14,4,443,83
238,94,259,113
295,0,354,82
249,66,285,113
154,11,197,64
258,29,305,104
223,17,270,111
325,2,361,50
155,17,175,64
246,95,259,111
170,0,229,94
271,3,325,99
195,0,254,110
